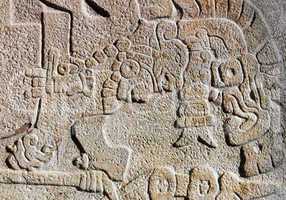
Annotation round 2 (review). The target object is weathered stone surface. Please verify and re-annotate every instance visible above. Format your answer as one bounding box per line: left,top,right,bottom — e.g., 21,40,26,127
0,0,285,199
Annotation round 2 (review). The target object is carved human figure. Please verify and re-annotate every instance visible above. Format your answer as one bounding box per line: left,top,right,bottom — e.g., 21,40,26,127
175,14,283,179
175,28,218,148
177,29,214,129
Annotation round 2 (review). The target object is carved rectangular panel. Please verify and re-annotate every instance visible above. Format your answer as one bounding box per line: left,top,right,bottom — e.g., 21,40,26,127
0,0,285,199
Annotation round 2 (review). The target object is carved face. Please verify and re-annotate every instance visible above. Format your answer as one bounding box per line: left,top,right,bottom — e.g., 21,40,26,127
188,167,219,199
149,168,176,200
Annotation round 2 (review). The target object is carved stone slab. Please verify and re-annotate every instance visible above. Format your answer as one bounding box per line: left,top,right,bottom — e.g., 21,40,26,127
0,0,285,199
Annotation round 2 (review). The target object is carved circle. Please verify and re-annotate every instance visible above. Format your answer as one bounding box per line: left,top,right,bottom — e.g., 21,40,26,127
220,58,243,87
57,63,69,75
115,38,131,52
120,59,140,79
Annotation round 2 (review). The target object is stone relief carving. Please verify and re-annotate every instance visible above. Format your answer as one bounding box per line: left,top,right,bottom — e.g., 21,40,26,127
0,0,285,199
147,165,280,200
6,131,56,171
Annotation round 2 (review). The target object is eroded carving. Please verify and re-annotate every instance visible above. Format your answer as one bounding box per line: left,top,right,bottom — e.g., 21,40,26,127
148,165,279,200
6,131,56,171
71,116,131,182
217,172,277,200
175,28,217,148
241,131,285,177
212,53,271,146
188,166,219,200
102,37,155,114
148,167,176,200
0,169,120,199
26,48,97,98
0,0,284,199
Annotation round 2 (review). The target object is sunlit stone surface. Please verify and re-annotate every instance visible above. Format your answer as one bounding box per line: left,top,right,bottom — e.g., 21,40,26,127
0,0,285,199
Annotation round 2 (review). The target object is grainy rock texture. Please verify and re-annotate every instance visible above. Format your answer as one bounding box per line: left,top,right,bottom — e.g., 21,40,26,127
0,0,285,199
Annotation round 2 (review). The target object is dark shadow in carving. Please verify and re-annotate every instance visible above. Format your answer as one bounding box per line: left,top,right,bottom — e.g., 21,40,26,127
39,0,71,12
33,98,42,129
85,0,110,17
39,0,73,56
171,0,183,19
238,147,246,177
197,136,216,149
40,12,45,67
71,122,86,154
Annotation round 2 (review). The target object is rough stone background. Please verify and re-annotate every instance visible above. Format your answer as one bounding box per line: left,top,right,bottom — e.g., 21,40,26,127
0,0,285,199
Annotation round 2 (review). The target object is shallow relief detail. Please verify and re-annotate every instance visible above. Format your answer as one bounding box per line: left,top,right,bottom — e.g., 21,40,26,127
147,166,278,200
0,0,285,199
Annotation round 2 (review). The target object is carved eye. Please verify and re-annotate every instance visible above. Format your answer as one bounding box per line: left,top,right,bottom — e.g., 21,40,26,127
58,63,69,75
93,50,106,64
220,59,243,86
